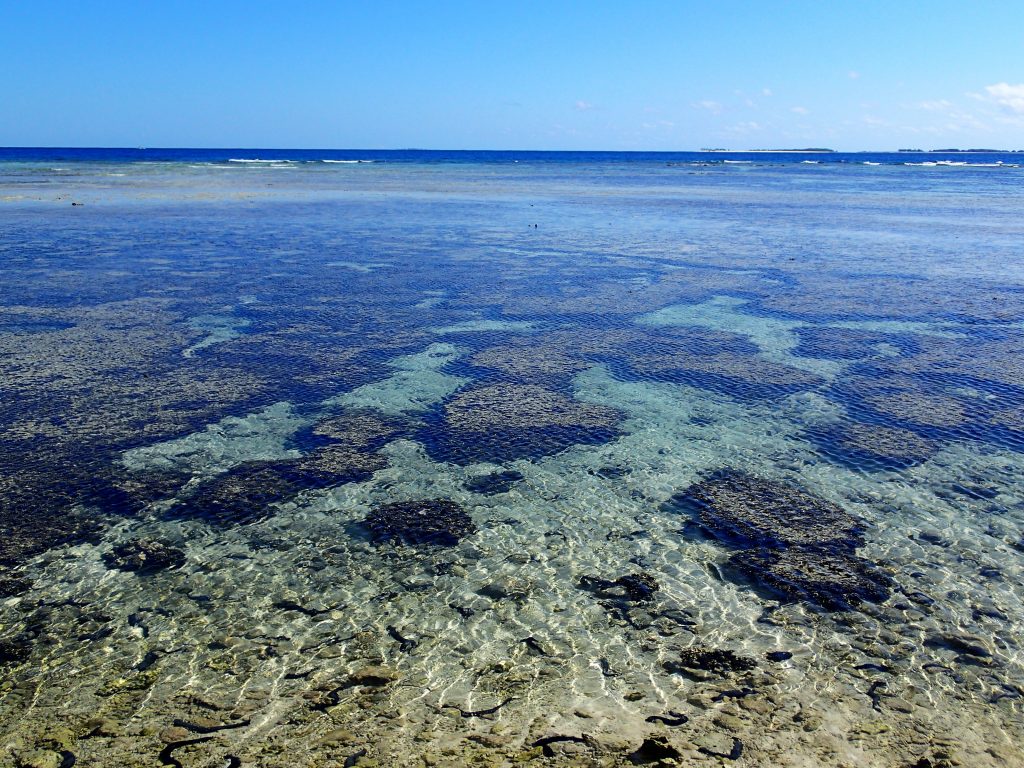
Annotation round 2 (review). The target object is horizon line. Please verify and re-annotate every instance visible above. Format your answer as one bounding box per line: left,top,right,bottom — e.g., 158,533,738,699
1,145,1022,154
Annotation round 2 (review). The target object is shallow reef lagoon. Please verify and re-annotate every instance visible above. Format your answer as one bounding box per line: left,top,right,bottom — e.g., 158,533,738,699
2,148,1024,768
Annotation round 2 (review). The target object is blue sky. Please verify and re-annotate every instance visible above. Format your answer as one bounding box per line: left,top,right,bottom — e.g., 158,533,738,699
2,1,1022,150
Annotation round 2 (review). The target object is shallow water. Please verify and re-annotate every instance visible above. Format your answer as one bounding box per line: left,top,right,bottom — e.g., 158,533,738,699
2,154,1024,767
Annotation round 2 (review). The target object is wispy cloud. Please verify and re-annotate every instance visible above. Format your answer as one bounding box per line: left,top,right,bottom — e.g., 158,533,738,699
725,121,762,134
574,100,595,112
916,99,953,112
848,71,861,80
762,88,773,97
981,83,1024,114
790,106,809,115
693,100,723,114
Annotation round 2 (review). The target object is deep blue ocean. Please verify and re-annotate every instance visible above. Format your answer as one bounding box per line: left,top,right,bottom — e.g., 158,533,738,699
1,146,1022,165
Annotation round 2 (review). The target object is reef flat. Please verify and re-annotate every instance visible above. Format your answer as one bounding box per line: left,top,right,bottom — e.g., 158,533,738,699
1,156,1023,767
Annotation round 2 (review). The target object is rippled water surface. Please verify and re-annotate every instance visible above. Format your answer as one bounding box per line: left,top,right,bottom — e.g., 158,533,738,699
2,154,1024,767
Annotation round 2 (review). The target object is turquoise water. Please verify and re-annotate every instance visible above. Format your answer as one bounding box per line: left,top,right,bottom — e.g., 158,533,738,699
1,155,1023,767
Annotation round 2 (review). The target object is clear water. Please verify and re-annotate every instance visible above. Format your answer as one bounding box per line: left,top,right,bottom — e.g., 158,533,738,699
1,152,1023,767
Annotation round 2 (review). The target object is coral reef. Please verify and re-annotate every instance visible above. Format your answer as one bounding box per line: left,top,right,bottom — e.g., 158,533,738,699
444,384,620,432
817,422,937,468
673,645,757,674
464,469,525,495
729,547,893,611
102,538,186,573
672,470,891,610
677,469,864,551
863,391,969,429
168,463,301,527
363,499,477,546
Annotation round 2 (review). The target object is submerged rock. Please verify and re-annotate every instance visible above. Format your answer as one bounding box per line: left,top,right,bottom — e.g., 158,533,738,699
579,572,660,603
464,469,524,495
425,383,622,463
0,574,32,597
672,469,892,610
674,469,863,551
863,391,969,429
103,538,186,573
667,646,757,676
342,665,399,688
444,384,620,431
364,499,477,547
816,422,937,469
310,411,401,448
169,462,300,526
730,547,891,611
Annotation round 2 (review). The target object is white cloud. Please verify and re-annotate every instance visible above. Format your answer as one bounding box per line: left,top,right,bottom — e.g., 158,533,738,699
574,100,595,112
725,121,762,134
848,71,861,80
642,120,675,129
693,100,723,114
982,83,1024,114
790,106,809,115
917,99,953,112
762,88,773,97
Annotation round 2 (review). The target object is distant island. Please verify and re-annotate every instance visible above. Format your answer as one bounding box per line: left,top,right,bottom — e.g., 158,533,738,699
700,148,835,153
900,148,1010,153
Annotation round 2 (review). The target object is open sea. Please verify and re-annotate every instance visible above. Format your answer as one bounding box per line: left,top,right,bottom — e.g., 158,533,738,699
2,148,1023,767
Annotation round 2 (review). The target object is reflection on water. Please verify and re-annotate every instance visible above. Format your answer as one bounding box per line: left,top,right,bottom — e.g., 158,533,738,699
1,158,1023,767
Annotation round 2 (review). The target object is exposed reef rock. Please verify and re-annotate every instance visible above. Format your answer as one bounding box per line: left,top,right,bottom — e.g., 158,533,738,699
364,499,477,547
102,538,186,573
671,470,891,610
677,469,864,551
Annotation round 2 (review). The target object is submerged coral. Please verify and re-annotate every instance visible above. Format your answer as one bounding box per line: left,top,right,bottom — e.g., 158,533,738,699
310,411,401,448
818,422,937,468
729,547,892,610
469,343,590,383
676,469,863,551
672,470,891,610
168,462,301,527
291,445,387,483
863,391,969,429
578,572,660,603
444,384,620,432
103,538,186,573
364,499,477,547
667,646,757,676
464,469,525,495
